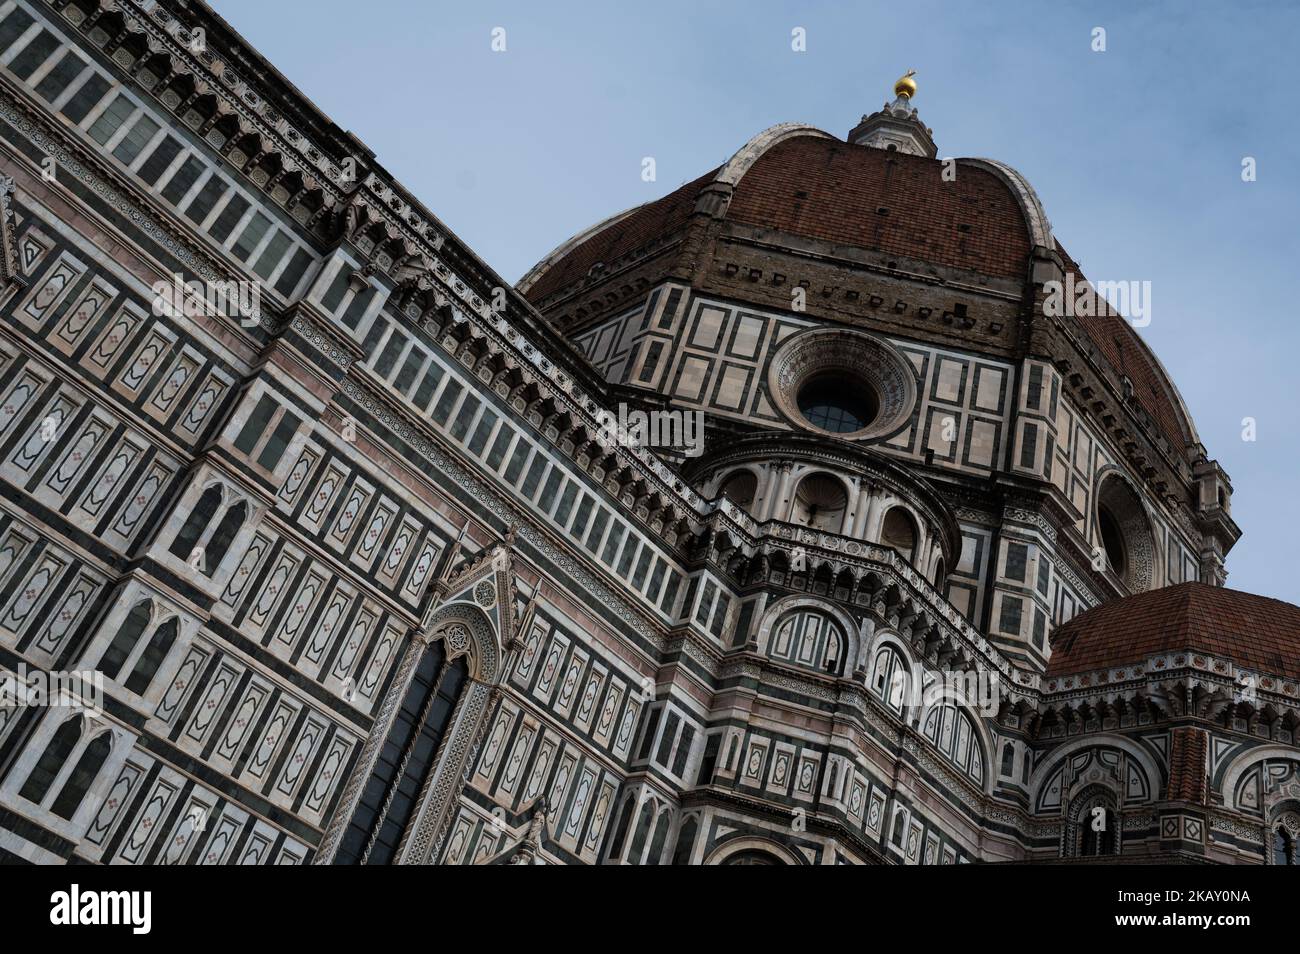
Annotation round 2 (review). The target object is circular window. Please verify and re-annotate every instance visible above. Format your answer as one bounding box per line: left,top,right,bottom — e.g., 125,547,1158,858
1094,475,1154,591
768,328,917,441
1097,504,1126,577
796,373,880,433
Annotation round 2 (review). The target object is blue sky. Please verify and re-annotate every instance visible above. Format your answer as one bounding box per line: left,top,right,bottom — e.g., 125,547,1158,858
212,0,1300,603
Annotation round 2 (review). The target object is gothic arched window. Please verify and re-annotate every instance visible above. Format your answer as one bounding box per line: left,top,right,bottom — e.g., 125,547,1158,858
871,645,907,714
766,610,846,675
18,717,81,805
49,732,111,820
1069,789,1120,859
1079,806,1117,856
334,638,469,864
922,703,985,784
168,484,248,578
1274,828,1296,866
124,617,178,695
99,600,152,680
671,815,699,865
169,484,222,561
202,500,247,576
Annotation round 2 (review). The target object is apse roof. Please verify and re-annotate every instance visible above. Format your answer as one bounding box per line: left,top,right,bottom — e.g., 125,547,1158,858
1047,582,1300,681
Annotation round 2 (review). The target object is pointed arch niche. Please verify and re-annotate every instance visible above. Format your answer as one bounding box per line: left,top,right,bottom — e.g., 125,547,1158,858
319,600,502,865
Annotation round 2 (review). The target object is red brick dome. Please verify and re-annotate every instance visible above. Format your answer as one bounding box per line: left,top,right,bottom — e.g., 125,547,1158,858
1048,582,1300,681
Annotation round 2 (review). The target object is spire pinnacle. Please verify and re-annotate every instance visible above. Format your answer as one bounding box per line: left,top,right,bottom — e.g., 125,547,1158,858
846,71,937,158
894,69,917,100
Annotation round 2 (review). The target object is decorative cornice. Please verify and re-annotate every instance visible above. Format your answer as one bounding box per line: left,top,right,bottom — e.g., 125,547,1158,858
0,81,273,328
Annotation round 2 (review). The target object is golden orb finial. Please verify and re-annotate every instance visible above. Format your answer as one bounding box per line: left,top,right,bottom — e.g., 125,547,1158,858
894,69,917,100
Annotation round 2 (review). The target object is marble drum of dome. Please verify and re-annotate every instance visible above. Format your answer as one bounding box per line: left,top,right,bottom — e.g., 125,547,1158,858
767,327,917,442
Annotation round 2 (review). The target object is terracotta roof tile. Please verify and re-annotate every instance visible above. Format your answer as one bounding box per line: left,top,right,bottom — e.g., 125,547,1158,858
524,168,718,302
1048,582,1300,681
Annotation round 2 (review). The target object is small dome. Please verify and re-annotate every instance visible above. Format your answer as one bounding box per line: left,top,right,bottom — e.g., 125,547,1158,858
1048,582,1300,680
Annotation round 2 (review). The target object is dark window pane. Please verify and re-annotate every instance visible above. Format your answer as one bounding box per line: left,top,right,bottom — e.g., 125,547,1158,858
208,193,250,243
252,228,292,279
124,619,177,695
0,8,35,53
169,484,222,560
34,50,85,102
184,175,226,225
49,734,111,820
256,412,300,470
18,718,81,805
232,211,272,260
111,113,160,166
87,94,135,146
8,30,59,81
202,501,247,576
137,136,183,186
99,600,152,680
273,248,313,296
233,395,277,455
59,73,110,124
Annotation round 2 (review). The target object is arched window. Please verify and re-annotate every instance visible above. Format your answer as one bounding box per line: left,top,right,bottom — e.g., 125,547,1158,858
933,557,946,587
49,732,111,820
334,638,469,864
922,704,985,784
123,617,178,695
766,610,846,675
99,600,152,680
605,798,637,862
796,372,879,434
1274,828,1296,866
1079,805,1117,856
890,811,906,847
1068,788,1120,858
169,485,222,561
19,717,81,805
880,507,918,562
671,815,699,865
646,810,673,865
722,849,783,865
203,500,247,576
791,473,847,531
1097,504,1126,577
1000,742,1015,777
627,799,658,864
718,470,757,512
1093,475,1154,592
871,645,907,714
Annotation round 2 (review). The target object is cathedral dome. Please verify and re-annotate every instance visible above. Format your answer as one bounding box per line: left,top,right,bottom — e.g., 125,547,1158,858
1047,582,1300,681
519,129,1034,296
519,122,1197,452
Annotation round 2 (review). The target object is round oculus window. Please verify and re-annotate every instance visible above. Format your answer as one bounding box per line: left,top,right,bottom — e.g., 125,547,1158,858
767,328,916,441
796,373,880,434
